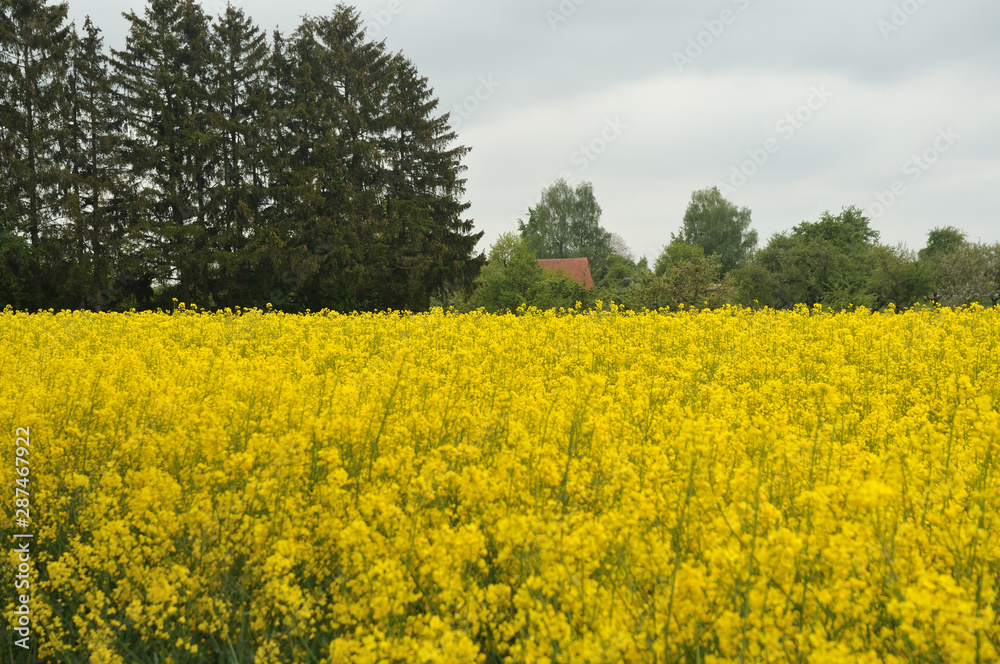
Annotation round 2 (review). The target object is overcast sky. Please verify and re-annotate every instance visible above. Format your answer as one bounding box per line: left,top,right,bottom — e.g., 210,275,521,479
68,0,1000,261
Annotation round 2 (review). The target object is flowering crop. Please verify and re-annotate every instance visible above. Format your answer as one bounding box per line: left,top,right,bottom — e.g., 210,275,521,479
1,304,999,663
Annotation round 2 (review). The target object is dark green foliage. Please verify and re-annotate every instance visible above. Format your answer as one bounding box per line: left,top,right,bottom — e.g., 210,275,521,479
593,252,642,291
0,0,70,248
272,8,482,312
0,0,70,308
790,206,879,254
208,4,272,308
589,253,663,311
651,240,731,309
271,11,374,310
113,0,219,307
532,271,591,311
866,245,936,311
58,17,128,310
674,186,757,274
654,240,706,277
0,218,35,306
919,225,966,261
465,232,590,313
0,0,482,312
587,241,733,313
734,232,856,309
466,233,544,312
732,207,881,310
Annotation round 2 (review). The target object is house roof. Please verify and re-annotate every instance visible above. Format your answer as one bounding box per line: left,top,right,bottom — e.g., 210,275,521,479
538,257,594,289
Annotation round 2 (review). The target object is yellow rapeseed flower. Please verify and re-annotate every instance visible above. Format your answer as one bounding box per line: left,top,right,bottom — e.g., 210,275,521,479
0,305,998,662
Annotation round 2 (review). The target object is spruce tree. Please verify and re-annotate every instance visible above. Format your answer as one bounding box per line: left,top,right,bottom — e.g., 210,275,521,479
0,0,70,307
380,53,483,309
0,2,30,306
1,0,484,311
251,28,298,307
113,0,217,306
277,5,483,311
59,17,123,309
0,4,15,223
0,0,69,247
278,12,363,310
209,4,271,306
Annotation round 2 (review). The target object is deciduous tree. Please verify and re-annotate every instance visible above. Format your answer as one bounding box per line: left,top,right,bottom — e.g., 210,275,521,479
731,207,879,310
518,179,612,271
675,186,757,274
919,226,966,261
652,240,731,309
466,232,543,312
932,242,1000,306
867,245,935,311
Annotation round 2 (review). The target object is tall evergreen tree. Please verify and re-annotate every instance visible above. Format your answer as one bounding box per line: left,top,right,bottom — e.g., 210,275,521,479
209,3,271,306
58,17,123,309
0,2,31,305
0,0,69,307
0,0,69,247
250,28,297,307
379,52,482,309
1,0,483,312
276,6,482,311
113,0,217,305
0,4,15,226
277,13,360,310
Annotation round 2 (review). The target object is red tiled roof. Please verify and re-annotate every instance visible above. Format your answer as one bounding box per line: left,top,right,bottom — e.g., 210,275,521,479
538,258,594,289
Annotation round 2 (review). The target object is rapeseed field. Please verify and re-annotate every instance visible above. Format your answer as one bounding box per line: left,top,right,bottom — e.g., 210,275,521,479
2,304,999,663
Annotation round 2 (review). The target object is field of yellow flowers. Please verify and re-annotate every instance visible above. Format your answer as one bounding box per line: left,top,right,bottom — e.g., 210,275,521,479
1,304,999,663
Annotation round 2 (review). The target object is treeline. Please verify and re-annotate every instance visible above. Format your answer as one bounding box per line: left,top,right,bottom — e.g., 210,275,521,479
468,182,1000,313
0,0,483,312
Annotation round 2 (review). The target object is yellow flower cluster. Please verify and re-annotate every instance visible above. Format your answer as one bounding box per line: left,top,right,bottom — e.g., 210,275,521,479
1,304,999,663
